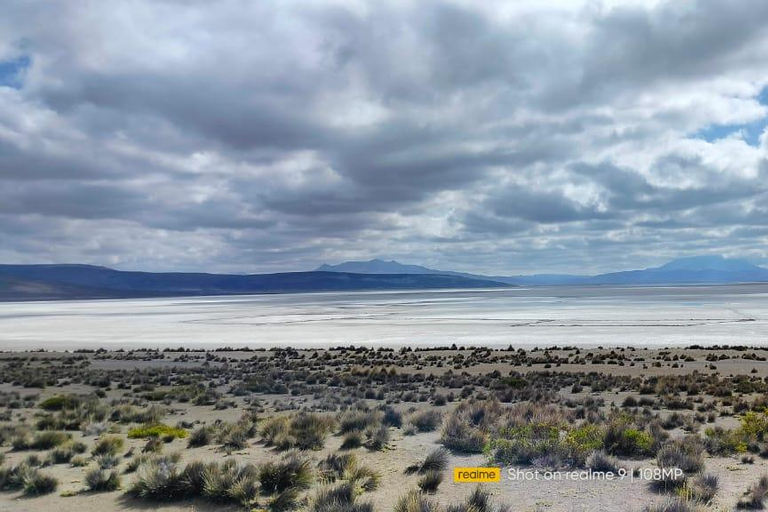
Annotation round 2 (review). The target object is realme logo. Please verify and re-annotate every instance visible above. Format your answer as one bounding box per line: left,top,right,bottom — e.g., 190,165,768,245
453,467,501,482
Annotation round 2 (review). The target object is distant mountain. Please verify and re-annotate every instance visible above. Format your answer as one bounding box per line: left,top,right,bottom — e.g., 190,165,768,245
317,259,438,275
317,256,768,286
0,264,508,302
316,259,520,284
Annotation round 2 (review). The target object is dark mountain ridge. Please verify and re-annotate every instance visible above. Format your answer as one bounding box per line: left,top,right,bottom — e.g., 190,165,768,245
0,264,507,301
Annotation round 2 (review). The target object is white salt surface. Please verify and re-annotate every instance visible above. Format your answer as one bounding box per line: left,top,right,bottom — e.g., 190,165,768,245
1,285,767,350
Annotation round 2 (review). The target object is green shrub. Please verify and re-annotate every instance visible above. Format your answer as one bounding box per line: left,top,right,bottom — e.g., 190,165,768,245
39,395,79,411
604,422,654,457
128,424,187,440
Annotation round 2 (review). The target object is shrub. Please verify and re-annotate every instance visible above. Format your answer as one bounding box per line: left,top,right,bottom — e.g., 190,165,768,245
128,424,187,440
318,453,357,483
310,482,373,512
128,456,186,500
341,431,364,450
738,475,768,509
366,425,389,451
39,395,79,411
259,452,314,494
406,448,449,475
0,463,31,491
21,468,58,496
339,410,381,434
409,410,443,433
142,437,164,454
71,455,89,467
30,431,71,450
687,473,718,503
202,460,259,505
440,415,486,453
92,435,125,456
703,426,740,456
395,490,441,512
604,422,654,457
382,407,403,428
261,416,291,445
585,451,622,473
347,465,380,492
270,487,301,512
417,470,443,493
287,413,335,451
657,438,704,475
85,468,121,492
97,453,121,469
188,426,213,447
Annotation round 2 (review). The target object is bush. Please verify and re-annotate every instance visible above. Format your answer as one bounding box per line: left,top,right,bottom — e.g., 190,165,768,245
188,426,213,447
318,453,357,483
310,482,373,512
408,410,442,433
585,451,622,473
406,448,449,475
92,435,125,456
604,422,654,457
417,470,443,493
129,424,188,440
30,431,71,450
657,438,704,475
85,468,121,492
259,452,314,494
687,473,718,503
201,459,259,505
0,463,31,491
341,431,364,450
128,457,184,500
339,410,381,434
39,395,79,411
440,415,486,453
395,490,441,512
347,465,380,492
366,425,389,451
270,487,301,512
738,475,768,509
97,453,121,469
703,426,740,455
22,468,58,496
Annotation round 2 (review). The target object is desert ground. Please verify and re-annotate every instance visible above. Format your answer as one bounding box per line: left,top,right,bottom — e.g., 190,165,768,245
2,346,768,512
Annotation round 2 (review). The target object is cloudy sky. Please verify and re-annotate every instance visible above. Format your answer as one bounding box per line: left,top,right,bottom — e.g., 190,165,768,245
1,0,768,275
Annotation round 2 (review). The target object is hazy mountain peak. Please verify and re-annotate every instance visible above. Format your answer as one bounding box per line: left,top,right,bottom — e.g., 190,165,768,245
657,255,761,272
316,259,436,274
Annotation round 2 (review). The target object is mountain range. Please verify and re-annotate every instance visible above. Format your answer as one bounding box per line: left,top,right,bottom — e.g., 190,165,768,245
1,255,767,302
0,264,506,301
317,255,768,286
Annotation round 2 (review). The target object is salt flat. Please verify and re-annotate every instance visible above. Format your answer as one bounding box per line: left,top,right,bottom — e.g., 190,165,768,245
1,284,768,350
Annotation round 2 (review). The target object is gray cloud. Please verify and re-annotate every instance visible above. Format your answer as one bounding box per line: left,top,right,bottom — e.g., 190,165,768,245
1,0,768,274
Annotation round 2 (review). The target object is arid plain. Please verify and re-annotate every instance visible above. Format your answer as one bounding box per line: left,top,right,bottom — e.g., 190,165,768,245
3,346,768,512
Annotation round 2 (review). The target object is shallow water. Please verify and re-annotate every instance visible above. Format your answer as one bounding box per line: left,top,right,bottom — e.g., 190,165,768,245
1,284,768,350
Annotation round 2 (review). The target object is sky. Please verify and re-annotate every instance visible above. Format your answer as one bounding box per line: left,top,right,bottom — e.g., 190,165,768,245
1,0,768,275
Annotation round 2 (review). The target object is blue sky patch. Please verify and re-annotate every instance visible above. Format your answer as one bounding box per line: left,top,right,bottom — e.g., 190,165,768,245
692,86,768,147
0,55,31,89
